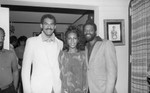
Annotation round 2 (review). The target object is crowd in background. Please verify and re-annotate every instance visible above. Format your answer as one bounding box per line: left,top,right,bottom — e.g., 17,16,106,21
9,35,27,93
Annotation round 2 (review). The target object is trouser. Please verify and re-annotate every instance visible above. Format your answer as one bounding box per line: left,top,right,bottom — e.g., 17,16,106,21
0,83,16,93
88,88,90,93
18,59,23,93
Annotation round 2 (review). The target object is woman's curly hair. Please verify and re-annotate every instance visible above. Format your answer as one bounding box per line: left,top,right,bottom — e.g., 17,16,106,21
63,26,81,51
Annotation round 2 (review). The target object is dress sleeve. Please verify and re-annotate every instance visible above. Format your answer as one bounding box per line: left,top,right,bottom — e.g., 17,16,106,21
58,51,69,93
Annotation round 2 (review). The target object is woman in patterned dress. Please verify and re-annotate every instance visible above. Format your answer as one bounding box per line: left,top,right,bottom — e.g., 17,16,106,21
58,26,87,93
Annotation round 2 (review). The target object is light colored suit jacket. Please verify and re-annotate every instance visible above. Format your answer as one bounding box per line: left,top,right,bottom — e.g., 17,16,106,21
22,34,63,93
85,40,117,93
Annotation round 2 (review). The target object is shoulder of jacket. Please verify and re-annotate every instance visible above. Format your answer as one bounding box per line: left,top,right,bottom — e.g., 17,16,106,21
56,38,63,44
27,36,40,44
3,49,10,52
3,49,15,55
102,39,112,44
102,40,115,49
27,36,37,41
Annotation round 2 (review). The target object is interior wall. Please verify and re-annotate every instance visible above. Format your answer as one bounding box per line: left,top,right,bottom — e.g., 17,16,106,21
0,0,130,93
98,3,129,93
12,14,88,38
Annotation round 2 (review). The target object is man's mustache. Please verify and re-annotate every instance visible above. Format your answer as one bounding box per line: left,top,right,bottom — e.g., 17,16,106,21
46,28,53,30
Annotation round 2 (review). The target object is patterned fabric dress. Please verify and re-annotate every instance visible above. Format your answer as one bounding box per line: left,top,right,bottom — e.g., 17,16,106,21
58,51,87,93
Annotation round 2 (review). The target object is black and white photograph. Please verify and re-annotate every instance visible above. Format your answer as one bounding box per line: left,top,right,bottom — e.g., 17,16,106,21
0,0,149,93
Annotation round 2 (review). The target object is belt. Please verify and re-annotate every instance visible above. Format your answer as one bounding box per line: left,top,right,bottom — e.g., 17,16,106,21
0,82,13,91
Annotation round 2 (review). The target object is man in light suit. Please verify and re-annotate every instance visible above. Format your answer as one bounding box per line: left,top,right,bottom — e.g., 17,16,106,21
22,14,63,93
83,22,118,93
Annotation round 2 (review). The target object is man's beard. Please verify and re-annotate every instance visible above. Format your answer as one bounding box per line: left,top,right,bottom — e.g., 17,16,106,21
0,43,3,50
85,33,96,42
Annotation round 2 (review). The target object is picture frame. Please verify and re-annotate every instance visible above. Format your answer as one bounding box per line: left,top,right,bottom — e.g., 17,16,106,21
33,32,40,37
104,19,125,46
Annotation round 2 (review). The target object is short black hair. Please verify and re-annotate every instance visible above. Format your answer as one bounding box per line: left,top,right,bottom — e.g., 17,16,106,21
83,22,97,32
18,36,27,45
18,36,27,42
40,14,56,24
0,27,5,35
10,35,17,44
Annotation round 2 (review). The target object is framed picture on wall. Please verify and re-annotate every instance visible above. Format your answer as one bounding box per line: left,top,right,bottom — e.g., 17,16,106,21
104,19,125,46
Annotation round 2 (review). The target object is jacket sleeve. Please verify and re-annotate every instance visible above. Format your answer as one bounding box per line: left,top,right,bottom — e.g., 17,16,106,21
105,40,118,93
22,38,34,93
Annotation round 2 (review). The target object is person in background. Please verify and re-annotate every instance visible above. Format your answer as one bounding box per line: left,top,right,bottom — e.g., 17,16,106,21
83,22,118,93
15,36,27,67
0,27,19,93
15,35,27,93
10,35,18,52
58,26,87,93
21,14,63,93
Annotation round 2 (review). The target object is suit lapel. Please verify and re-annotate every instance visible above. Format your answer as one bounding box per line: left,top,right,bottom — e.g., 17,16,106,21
89,41,103,65
85,47,89,69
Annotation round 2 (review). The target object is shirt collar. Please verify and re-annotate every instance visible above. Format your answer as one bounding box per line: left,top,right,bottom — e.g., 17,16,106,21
41,31,55,42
